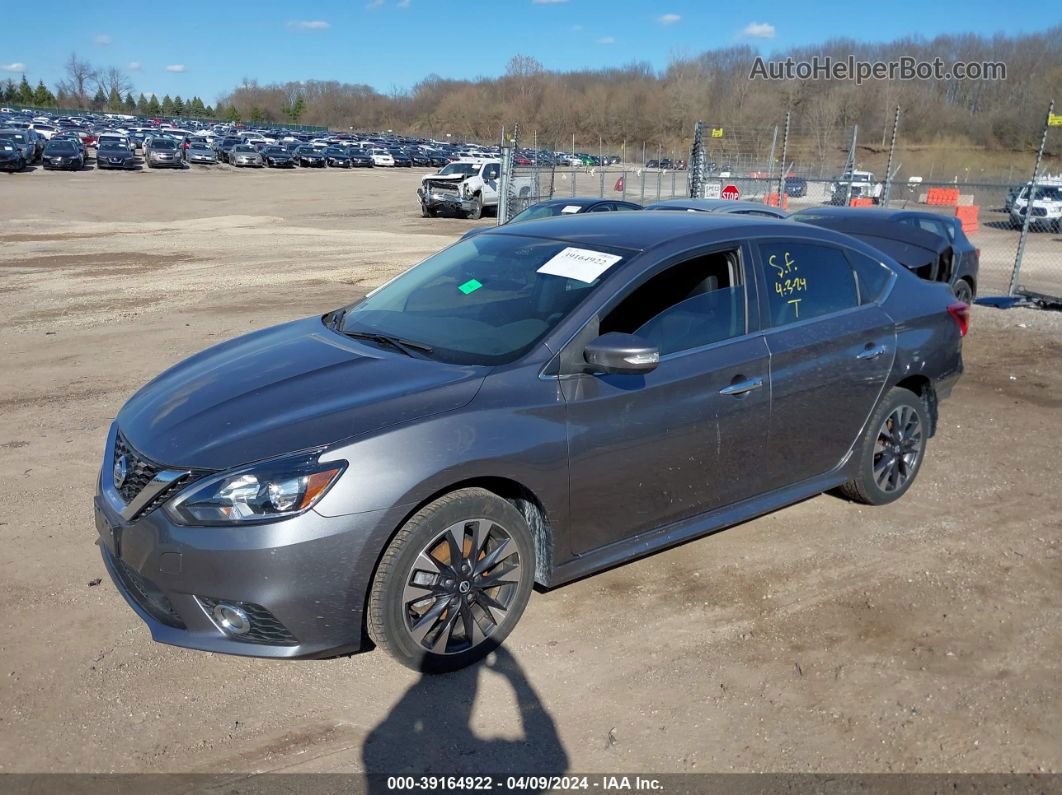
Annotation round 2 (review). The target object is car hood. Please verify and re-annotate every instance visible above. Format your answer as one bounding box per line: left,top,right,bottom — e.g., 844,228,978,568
117,316,486,470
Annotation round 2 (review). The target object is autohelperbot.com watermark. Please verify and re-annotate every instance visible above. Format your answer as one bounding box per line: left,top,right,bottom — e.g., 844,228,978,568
749,54,1007,84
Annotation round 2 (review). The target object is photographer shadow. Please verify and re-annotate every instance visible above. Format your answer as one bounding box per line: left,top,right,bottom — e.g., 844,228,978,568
362,647,568,789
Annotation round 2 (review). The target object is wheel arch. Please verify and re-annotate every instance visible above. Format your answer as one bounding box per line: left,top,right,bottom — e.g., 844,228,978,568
892,374,938,437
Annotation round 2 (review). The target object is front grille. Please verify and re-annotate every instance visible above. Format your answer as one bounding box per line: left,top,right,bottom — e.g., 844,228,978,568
197,597,299,646
112,553,185,628
113,433,160,504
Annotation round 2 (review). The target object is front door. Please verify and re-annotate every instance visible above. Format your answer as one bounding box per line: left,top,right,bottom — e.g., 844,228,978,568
561,244,770,555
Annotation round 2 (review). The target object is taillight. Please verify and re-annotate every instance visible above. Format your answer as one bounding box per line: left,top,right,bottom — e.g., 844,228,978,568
947,301,970,337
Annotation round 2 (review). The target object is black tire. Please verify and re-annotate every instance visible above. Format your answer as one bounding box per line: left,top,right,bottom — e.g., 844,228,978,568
840,387,928,506
951,278,974,305
467,194,483,221
421,204,436,218
367,488,535,673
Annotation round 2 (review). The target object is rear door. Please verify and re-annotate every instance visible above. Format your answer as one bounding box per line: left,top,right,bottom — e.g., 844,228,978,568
753,239,896,489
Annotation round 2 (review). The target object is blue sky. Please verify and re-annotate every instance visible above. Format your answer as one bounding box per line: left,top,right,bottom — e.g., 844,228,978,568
1,0,1057,102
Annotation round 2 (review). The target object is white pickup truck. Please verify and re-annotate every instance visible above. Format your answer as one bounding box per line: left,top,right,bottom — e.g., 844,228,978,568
829,170,884,204
418,159,503,219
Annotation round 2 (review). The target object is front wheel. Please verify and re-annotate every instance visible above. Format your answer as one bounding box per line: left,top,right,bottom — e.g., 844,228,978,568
367,488,535,673
466,194,483,220
840,387,927,505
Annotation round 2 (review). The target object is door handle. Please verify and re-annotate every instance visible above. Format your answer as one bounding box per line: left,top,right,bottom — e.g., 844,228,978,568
857,344,888,360
719,376,764,396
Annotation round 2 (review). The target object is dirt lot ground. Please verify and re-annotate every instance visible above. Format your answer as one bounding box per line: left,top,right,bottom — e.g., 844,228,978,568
1,164,1060,777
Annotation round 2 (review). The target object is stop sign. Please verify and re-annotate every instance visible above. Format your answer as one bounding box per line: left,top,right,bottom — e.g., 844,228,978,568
721,184,740,200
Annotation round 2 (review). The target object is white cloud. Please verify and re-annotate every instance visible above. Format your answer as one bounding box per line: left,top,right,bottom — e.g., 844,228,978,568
597,36,616,45
128,61,142,71
397,0,411,7
658,13,681,25
571,24,583,31
164,64,187,73
94,33,112,45
1,62,26,73
287,19,330,29
741,21,776,39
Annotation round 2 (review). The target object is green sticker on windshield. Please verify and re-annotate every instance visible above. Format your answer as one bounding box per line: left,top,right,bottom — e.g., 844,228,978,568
458,278,483,295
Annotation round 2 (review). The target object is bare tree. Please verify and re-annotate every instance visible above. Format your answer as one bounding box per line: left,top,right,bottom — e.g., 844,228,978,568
97,66,134,100
55,53,97,107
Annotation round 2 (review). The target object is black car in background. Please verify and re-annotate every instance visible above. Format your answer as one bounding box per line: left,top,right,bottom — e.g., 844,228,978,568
261,146,296,168
42,139,85,170
347,148,374,167
783,177,808,197
215,137,242,163
791,206,981,304
96,141,138,170
294,146,326,167
388,148,412,167
324,146,353,168
0,140,26,172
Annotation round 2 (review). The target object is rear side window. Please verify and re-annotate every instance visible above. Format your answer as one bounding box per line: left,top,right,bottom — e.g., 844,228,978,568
846,250,893,304
758,241,858,326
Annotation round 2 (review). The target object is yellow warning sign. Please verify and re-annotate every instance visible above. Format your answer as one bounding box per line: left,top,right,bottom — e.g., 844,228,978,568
711,128,724,138
1048,113,1062,127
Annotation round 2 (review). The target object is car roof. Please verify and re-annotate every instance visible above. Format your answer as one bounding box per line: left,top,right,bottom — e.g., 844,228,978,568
644,198,787,216
479,210,830,252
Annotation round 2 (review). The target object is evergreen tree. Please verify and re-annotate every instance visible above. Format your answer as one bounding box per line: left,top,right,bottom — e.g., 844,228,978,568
249,106,264,122
189,96,205,116
33,80,53,106
108,87,122,111
204,105,214,118
225,105,241,123
285,95,306,123
125,92,136,110
136,93,149,114
2,79,14,102
160,94,174,115
147,95,161,115
92,87,106,108
17,74,34,105
172,95,184,115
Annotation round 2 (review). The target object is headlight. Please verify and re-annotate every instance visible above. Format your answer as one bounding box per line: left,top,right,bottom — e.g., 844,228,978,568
165,452,346,526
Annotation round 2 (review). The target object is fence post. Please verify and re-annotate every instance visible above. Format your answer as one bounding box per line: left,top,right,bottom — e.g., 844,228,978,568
882,106,901,206
498,145,513,226
1009,100,1054,296
640,170,646,201
844,125,859,206
621,170,628,201
765,125,778,188
571,167,577,197
656,168,662,200
671,171,676,198
777,111,790,204
599,167,605,198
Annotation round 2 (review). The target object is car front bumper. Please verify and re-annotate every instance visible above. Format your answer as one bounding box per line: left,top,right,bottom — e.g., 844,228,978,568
93,427,390,659
418,187,475,212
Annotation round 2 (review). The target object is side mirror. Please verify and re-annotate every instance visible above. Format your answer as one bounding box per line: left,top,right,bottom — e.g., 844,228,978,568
584,333,659,375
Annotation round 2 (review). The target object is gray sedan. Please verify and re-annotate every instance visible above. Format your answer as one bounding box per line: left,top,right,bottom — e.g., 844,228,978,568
186,142,217,165
229,144,263,168
94,213,966,672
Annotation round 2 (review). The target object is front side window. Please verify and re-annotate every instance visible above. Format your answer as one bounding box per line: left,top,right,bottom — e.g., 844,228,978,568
339,235,631,364
600,249,746,356
758,241,858,326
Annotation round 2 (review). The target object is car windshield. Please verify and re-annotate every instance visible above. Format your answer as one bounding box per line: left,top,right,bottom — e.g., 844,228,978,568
296,146,316,154
46,141,76,153
99,143,126,152
337,234,630,365
439,163,478,177
234,145,255,152
1022,186,1062,201
189,142,209,149
325,147,346,155
0,132,27,143
153,140,176,150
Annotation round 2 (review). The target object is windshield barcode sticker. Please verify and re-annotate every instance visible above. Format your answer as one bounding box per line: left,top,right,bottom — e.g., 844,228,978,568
561,205,582,214
537,247,623,283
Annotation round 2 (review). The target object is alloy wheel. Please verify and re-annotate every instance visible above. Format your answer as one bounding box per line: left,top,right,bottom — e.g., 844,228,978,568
873,405,923,492
401,518,525,655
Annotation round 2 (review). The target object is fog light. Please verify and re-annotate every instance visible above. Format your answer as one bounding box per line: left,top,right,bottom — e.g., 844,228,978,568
212,602,251,636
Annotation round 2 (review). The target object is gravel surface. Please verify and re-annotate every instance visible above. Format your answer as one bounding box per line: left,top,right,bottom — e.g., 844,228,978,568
0,165,1059,775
